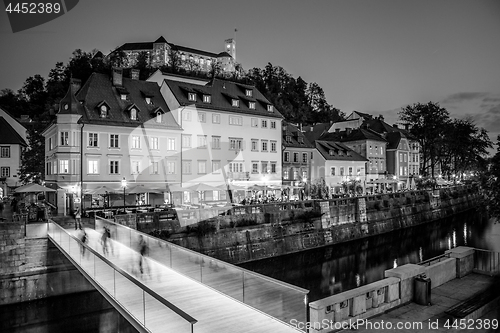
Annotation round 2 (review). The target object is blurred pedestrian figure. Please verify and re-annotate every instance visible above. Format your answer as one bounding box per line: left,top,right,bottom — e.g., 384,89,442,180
80,229,88,257
138,235,149,275
101,226,109,255
75,207,82,230
106,226,114,256
11,197,18,214
0,200,4,220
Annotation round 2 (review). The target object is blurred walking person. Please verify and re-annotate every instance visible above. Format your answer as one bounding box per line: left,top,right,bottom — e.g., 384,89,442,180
101,226,109,255
138,235,149,276
74,207,82,230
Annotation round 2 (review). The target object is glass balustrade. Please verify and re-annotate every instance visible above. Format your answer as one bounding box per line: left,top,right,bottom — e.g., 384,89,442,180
47,222,197,333
96,217,308,323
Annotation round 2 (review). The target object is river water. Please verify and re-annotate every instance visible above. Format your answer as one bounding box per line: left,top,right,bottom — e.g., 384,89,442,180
240,209,500,302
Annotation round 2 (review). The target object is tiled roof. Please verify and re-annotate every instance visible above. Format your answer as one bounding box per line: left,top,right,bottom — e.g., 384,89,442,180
315,140,368,162
164,78,283,119
303,123,331,143
58,83,84,115
283,123,314,149
0,117,27,146
320,128,386,143
117,42,154,51
75,73,181,129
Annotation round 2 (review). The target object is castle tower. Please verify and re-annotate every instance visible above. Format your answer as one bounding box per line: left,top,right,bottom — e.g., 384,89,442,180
224,38,236,61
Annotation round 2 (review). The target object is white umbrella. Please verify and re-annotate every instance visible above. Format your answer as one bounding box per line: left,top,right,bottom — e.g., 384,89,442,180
15,183,57,193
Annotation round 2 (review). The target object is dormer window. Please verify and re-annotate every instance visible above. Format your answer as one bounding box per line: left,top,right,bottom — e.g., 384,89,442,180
120,94,127,100
232,99,240,107
130,108,137,120
329,150,335,156
249,101,256,109
286,136,291,143
267,105,274,112
100,105,107,118
156,112,162,123
188,93,196,102
203,95,211,103
245,89,253,97
145,97,152,105
298,137,304,144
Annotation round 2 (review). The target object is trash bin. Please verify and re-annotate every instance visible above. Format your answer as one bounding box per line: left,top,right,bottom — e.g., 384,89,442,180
414,274,432,305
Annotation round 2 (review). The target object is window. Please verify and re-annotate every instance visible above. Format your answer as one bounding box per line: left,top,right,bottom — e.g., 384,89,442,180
348,167,353,176
284,170,289,179
100,105,107,118
271,121,276,129
188,92,196,102
230,138,243,150
212,136,221,149
284,152,290,162
203,95,211,103
130,108,138,120
375,146,378,155
167,138,175,151
251,139,258,151
60,132,69,146
197,135,207,148
245,89,253,97
110,134,119,148
302,170,307,179
182,160,191,174
167,161,175,174
271,141,277,152
198,161,207,174
150,161,158,175
132,136,140,149
249,101,256,109
293,152,299,163
271,162,276,174
251,118,258,127
48,137,53,150
229,115,242,125
399,166,403,176
261,120,268,128
0,147,10,158
183,111,191,121
145,97,152,105
88,160,99,174
182,135,191,148
131,161,141,174
331,167,336,176
212,113,220,123
340,167,344,176
261,162,268,174
110,161,119,174
285,136,292,143
198,112,206,122
0,167,9,177
252,163,258,173
232,99,240,107
151,137,159,150
294,170,299,180
267,105,273,112
262,140,268,152
404,154,407,162
302,153,308,163
60,160,69,174
52,163,57,175
212,160,221,173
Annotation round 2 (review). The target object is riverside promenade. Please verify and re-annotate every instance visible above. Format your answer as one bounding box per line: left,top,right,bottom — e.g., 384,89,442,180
341,273,499,333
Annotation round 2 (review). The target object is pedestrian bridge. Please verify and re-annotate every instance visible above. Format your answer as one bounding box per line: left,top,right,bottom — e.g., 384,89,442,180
47,217,308,333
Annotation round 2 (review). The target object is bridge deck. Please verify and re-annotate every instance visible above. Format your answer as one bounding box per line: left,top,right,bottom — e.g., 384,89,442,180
60,227,301,333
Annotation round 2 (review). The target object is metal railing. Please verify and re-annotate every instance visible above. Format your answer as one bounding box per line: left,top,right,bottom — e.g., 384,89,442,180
474,249,500,275
96,217,309,323
417,253,451,267
47,222,197,333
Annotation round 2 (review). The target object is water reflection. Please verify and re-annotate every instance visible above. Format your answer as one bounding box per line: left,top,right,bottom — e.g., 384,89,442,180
240,210,490,302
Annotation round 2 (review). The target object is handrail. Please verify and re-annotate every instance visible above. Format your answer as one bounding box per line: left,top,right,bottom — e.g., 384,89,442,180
417,253,451,266
48,221,198,326
96,216,309,294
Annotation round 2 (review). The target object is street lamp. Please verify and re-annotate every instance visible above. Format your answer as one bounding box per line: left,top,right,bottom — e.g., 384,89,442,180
121,177,127,210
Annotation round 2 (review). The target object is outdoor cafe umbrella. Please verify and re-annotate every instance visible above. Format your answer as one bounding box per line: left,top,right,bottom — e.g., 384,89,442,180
87,186,116,195
14,183,57,193
127,185,163,194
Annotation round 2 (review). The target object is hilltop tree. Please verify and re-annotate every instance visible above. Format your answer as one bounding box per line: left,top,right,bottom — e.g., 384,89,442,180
18,126,45,184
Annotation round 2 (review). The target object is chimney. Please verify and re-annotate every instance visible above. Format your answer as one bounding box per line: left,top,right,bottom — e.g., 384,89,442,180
112,67,123,86
378,115,384,121
346,127,352,135
70,78,81,93
131,69,140,80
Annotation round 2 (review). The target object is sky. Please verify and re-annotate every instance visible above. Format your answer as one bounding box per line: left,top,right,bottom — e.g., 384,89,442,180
1,0,499,153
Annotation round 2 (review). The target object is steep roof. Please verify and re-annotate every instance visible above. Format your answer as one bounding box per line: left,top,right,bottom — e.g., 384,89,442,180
315,140,368,162
164,78,283,118
320,128,387,143
303,123,331,143
75,73,181,129
283,123,314,149
0,117,27,146
58,82,84,115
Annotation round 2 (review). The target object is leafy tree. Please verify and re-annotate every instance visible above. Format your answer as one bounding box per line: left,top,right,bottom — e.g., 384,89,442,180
167,48,182,74
399,102,450,177
18,126,45,184
482,135,500,217
133,51,153,80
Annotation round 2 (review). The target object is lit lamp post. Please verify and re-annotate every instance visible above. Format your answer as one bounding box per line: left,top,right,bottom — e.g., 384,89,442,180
121,177,127,211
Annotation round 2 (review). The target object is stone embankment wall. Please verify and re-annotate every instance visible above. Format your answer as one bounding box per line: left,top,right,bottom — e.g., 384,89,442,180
0,223,94,305
158,185,481,265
